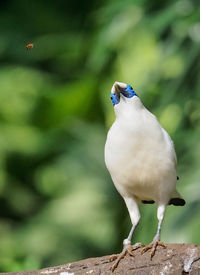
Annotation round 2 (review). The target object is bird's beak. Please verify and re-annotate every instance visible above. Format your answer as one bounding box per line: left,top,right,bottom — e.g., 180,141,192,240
111,82,127,97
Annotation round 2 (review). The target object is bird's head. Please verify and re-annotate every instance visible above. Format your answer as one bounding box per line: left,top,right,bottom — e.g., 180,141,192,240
110,82,138,107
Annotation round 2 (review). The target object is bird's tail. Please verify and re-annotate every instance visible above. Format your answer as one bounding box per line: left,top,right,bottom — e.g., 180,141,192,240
169,190,186,206
168,197,185,206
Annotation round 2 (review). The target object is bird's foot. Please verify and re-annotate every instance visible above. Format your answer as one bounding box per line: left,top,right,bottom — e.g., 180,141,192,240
141,241,166,259
110,243,144,272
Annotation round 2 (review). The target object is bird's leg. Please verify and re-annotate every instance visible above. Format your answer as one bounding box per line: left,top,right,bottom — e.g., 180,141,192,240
142,204,167,258
110,226,143,260
123,226,144,252
110,226,135,270
110,227,143,272
110,197,142,271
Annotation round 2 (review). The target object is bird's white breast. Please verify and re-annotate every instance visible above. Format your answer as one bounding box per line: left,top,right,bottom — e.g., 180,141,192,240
105,97,177,202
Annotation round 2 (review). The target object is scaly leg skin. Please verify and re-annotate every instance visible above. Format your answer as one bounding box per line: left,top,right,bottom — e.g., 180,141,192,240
110,243,144,272
142,204,167,259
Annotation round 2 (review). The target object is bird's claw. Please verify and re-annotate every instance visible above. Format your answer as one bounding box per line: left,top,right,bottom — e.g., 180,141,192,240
110,249,127,272
141,241,166,259
110,243,144,272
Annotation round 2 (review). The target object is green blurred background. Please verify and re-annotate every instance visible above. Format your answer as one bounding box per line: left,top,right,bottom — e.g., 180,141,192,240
0,0,199,272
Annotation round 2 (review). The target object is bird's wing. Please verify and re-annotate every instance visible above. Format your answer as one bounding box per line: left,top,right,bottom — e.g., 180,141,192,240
161,127,177,166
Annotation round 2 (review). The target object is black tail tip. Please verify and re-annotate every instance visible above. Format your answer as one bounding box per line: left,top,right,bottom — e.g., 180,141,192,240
169,198,186,206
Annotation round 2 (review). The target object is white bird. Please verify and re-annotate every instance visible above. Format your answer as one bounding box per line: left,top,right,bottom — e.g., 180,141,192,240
104,81,185,270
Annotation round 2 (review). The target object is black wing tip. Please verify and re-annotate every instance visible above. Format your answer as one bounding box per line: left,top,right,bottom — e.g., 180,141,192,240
169,198,186,206
142,200,155,204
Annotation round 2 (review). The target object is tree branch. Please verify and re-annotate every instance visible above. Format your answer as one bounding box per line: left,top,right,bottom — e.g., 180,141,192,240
3,244,200,275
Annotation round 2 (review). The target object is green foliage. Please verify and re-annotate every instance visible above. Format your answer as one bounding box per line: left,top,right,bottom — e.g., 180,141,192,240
0,0,199,272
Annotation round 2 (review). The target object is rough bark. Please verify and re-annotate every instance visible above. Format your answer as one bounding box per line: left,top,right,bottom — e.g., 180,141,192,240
2,244,200,275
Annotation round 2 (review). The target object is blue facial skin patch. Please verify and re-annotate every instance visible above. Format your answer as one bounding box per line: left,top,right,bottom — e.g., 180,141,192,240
122,85,137,98
110,93,120,106
110,84,137,106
